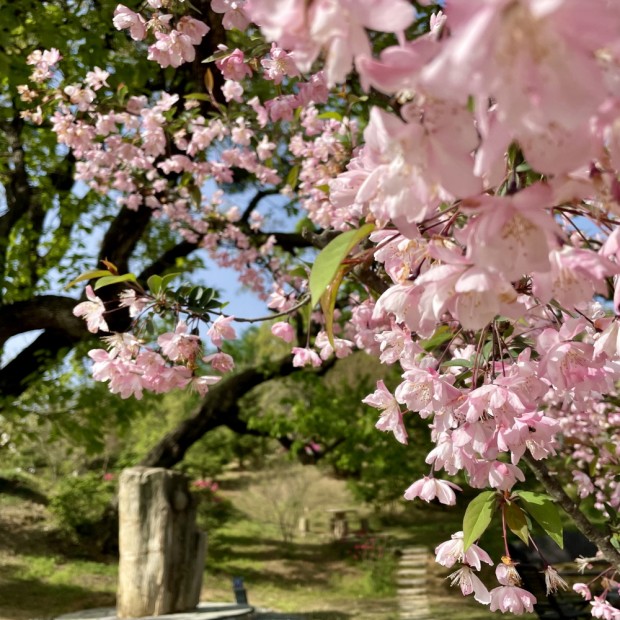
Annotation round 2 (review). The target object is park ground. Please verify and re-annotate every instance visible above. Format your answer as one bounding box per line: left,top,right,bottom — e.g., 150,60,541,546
0,463,499,620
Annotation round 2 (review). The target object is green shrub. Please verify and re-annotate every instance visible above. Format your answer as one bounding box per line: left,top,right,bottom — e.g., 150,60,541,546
49,472,116,543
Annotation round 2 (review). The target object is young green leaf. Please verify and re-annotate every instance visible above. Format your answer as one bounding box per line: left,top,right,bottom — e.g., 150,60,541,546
147,275,163,295
504,503,530,545
160,272,181,291
309,223,375,309
64,269,113,290
317,111,343,121
515,491,564,548
463,491,497,551
93,273,137,291
286,164,300,190
320,265,347,347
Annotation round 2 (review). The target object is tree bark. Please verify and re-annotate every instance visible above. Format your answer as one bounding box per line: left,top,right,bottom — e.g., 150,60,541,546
117,467,206,617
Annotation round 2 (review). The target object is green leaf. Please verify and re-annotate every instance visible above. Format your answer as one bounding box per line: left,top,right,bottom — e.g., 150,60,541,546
147,275,163,295
515,491,564,548
504,503,530,545
320,266,347,347
189,185,202,207
93,273,137,290
64,269,112,290
440,358,473,368
463,491,497,551
184,93,211,101
286,164,300,190
160,272,181,291
420,325,454,352
288,266,308,279
317,111,343,121
309,223,375,309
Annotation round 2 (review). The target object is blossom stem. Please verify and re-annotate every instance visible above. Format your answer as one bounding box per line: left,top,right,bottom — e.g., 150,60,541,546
216,293,310,323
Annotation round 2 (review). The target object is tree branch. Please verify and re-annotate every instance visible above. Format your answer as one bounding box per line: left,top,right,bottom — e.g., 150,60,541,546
139,355,298,468
0,329,86,399
98,204,153,274
138,240,199,282
240,189,279,222
139,355,338,469
0,295,88,348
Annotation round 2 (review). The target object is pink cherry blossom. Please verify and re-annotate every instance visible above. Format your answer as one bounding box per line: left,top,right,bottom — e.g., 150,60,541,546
222,80,244,103
207,316,237,348
191,375,222,397
363,380,407,445
157,321,201,362
573,583,592,601
489,585,536,615
176,16,210,45
459,183,560,281
495,560,522,586
261,44,300,84
73,285,109,333
403,476,461,505
113,5,146,41
85,67,110,91
118,289,148,318
291,347,322,368
395,367,461,419
590,596,620,620
216,48,253,81
204,352,235,373
211,0,250,31
435,531,493,571
448,566,491,605
148,31,197,68
314,331,353,360
271,321,295,343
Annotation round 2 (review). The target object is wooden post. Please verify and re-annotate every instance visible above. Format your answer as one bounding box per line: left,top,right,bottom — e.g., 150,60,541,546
117,467,207,618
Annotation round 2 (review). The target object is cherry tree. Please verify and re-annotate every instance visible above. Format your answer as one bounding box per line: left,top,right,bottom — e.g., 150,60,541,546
22,0,620,614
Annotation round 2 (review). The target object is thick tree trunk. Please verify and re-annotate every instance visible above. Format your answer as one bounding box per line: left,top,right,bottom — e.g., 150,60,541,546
117,467,206,618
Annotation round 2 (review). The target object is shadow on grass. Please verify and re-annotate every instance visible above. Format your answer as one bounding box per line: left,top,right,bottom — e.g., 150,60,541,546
210,534,347,562
208,534,356,589
0,570,114,620
0,477,48,505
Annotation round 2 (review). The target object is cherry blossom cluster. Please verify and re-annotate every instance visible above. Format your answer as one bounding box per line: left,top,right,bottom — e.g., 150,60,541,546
73,284,236,399
40,0,620,614
113,3,209,68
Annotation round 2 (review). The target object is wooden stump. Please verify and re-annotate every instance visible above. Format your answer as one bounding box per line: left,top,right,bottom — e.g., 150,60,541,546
117,467,206,618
